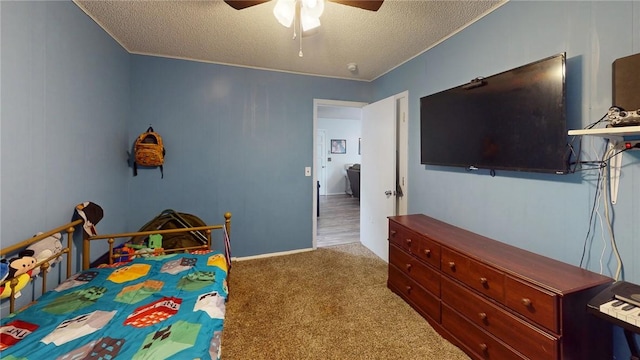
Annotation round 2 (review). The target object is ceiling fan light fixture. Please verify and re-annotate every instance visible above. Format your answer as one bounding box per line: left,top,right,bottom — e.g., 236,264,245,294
301,0,325,19
274,0,324,30
273,0,326,57
300,8,321,31
273,0,295,27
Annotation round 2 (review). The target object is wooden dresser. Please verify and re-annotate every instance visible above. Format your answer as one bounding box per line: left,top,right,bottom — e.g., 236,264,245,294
387,214,613,360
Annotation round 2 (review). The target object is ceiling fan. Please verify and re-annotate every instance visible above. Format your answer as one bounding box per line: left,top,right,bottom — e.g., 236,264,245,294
224,0,383,57
224,1,384,12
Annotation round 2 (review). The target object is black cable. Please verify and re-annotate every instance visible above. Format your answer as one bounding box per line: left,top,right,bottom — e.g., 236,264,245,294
566,136,585,173
602,146,632,163
579,148,606,268
585,112,609,129
574,111,634,267
569,162,607,172
577,139,634,268
568,112,609,174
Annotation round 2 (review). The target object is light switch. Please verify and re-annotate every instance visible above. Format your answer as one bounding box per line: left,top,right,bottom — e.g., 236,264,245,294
305,167,311,176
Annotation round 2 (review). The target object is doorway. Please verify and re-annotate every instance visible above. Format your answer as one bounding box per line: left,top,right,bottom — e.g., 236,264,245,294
314,101,365,247
312,94,408,253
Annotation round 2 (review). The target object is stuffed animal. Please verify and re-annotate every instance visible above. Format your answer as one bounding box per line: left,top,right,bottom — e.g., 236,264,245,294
0,262,8,284
0,249,36,299
27,232,63,276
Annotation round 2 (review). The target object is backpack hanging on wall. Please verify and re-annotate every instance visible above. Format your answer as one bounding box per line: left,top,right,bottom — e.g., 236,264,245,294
133,127,165,178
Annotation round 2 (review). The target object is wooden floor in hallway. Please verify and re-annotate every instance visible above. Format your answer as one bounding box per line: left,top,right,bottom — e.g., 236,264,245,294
317,194,360,247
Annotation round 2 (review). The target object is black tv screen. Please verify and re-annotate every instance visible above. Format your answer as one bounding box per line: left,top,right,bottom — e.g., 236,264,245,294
420,53,568,174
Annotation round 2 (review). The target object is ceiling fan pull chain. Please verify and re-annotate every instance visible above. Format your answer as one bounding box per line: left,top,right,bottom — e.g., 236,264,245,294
299,27,303,57
292,10,297,40
296,1,303,57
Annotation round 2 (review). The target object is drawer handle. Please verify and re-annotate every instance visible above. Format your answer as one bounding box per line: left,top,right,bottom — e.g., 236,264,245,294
479,343,488,353
521,298,532,307
448,262,456,270
424,249,431,257
405,285,412,293
405,238,412,246
390,230,397,237
479,277,488,285
478,312,487,321
405,263,412,271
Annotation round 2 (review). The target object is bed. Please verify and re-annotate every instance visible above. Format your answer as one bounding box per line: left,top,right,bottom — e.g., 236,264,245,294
0,211,231,360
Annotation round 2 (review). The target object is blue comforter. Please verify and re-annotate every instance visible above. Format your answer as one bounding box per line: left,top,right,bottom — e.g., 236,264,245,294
0,251,228,360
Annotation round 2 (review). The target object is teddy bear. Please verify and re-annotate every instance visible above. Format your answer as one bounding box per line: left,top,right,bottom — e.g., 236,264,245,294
27,232,63,277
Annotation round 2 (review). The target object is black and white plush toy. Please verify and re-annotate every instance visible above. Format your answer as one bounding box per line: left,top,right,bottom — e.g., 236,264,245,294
74,202,104,237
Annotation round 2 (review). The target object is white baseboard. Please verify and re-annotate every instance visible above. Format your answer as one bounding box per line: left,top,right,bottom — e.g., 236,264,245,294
232,247,314,261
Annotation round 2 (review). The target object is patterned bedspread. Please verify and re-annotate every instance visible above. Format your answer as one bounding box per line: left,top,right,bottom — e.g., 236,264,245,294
0,250,228,360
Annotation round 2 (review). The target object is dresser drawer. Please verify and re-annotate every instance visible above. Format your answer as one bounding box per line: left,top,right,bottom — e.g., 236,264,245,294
415,234,441,269
505,275,558,333
389,222,441,269
442,304,525,360
442,276,558,360
441,248,505,303
388,264,441,322
389,222,420,254
389,243,440,296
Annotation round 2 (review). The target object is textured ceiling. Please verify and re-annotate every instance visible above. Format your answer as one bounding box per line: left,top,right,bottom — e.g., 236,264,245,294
74,0,505,81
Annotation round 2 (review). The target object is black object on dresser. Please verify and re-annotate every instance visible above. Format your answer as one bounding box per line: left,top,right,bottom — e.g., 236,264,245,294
387,214,614,360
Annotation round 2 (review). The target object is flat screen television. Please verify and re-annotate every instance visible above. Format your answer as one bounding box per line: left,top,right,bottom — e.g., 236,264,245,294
420,53,568,174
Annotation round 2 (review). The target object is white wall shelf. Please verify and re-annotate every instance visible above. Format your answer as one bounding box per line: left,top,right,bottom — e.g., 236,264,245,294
568,125,640,142
568,125,640,204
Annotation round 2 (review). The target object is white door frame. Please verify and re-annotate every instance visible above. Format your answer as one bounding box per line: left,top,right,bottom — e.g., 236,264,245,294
316,129,327,196
396,91,409,216
313,99,367,249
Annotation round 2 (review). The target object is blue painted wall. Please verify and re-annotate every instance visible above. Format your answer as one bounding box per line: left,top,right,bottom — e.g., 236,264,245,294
2,0,639,356
128,55,371,255
373,2,639,357
1,1,130,266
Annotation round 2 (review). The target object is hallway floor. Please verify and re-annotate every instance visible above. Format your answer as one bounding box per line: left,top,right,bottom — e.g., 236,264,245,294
317,194,360,247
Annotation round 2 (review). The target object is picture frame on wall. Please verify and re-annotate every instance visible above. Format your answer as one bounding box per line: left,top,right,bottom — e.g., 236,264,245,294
330,139,346,154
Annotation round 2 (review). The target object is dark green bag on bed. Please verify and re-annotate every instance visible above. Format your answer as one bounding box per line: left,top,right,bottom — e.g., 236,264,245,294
130,209,208,249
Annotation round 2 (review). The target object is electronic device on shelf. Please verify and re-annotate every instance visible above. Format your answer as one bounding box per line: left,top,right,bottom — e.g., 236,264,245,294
587,281,640,359
608,106,640,127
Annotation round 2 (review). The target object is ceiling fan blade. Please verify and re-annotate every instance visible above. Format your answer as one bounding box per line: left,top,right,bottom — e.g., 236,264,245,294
329,0,384,11
224,0,270,10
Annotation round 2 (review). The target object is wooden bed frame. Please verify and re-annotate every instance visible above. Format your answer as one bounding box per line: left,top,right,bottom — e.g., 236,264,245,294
0,212,231,314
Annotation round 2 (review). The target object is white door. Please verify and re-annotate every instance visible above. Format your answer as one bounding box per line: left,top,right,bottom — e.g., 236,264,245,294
316,129,327,196
360,95,397,262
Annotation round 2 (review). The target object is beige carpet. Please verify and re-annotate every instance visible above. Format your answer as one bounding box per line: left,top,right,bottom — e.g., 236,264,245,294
222,242,470,360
